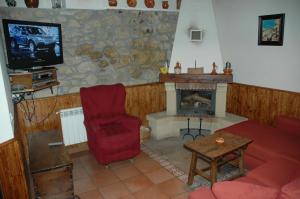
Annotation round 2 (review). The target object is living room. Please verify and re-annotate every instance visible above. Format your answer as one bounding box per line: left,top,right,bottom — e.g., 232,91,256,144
0,0,299,199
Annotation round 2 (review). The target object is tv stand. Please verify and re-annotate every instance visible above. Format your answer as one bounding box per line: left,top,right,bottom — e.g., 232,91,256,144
9,67,59,94
27,66,55,72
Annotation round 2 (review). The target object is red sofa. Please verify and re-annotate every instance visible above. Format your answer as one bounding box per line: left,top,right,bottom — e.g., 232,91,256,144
189,116,300,199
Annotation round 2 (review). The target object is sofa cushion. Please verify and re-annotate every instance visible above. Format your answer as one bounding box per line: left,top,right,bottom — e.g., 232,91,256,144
212,181,279,199
220,120,300,163
279,177,300,199
276,116,300,137
246,158,299,188
236,176,267,187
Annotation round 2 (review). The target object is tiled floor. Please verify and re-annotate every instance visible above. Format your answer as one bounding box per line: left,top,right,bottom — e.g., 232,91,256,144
71,151,191,199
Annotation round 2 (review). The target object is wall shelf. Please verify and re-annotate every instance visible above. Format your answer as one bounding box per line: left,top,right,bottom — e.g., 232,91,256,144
159,73,233,83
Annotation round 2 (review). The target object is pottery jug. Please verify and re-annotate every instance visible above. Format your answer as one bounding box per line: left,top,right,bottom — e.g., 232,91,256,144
127,0,137,7
145,0,155,8
24,0,39,8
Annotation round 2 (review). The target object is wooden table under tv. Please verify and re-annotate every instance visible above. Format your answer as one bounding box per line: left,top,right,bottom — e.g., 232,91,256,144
184,131,252,187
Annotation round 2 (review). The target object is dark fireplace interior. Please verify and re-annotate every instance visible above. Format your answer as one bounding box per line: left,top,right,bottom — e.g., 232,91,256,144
176,89,216,116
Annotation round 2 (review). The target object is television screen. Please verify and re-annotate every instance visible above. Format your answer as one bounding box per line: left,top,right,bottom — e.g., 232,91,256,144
2,19,63,70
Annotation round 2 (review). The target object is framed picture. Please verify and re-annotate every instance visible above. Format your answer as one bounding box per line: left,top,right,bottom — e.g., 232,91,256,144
258,13,285,46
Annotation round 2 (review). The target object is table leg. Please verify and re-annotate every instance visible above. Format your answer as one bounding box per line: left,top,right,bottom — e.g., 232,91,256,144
211,159,217,187
187,152,197,185
239,149,245,175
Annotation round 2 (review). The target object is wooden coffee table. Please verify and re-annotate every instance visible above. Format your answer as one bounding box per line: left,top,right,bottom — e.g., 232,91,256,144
184,131,252,187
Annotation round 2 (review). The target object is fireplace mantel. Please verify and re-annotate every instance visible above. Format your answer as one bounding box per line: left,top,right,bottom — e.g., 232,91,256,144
159,73,233,83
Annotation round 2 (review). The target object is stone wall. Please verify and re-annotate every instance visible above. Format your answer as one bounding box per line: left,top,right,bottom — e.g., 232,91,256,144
0,8,178,94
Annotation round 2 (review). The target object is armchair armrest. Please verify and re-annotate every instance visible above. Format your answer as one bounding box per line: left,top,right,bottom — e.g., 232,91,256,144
84,120,101,132
118,114,141,130
275,116,300,137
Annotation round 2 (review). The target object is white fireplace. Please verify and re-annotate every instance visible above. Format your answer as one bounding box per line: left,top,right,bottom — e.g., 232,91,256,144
165,82,228,117
147,81,247,140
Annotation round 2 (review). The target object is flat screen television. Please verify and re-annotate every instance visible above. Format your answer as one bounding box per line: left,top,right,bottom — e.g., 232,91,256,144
2,19,64,70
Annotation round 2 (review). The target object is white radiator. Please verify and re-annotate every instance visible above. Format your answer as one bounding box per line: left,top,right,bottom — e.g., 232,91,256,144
58,107,87,146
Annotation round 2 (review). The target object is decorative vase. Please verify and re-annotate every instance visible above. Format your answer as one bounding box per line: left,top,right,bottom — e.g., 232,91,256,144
144,0,155,8
108,0,117,7
127,0,137,7
162,1,169,9
24,0,39,8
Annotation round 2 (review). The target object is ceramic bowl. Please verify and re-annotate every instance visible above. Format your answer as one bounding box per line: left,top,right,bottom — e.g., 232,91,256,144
215,137,225,144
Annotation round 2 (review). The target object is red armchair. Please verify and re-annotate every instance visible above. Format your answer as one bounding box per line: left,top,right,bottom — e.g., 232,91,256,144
80,83,141,165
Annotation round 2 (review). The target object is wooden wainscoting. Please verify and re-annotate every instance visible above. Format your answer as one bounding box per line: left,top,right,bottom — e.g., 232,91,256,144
15,83,166,154
0,139,29,199
227,83,300,125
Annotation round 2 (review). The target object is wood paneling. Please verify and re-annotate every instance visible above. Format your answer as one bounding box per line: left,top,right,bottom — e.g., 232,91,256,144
0,139,29,199
15,83,166,155
227,83,300,124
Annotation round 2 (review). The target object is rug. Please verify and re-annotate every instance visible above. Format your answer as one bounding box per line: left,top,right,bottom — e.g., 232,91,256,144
142,135,240,189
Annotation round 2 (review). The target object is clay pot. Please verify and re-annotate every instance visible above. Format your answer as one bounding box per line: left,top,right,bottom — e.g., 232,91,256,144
127,0,137,7
108,0,117,7
162,1,169,9
24,0,39,8
144,0,155,8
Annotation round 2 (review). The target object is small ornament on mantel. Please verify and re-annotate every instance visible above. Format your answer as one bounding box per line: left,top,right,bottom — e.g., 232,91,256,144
174,62,182,74
108,0,117,7
223,61,233,75
211,62,218,75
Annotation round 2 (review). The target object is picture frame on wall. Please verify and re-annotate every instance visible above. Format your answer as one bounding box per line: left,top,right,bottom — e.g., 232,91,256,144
258,13,285,46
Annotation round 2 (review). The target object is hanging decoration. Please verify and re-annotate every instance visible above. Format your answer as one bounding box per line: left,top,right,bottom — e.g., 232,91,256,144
5,0,16,7
24,0,39,8
108,0,117,7
144,0,155,8
127,0,137,7
162,1,169,9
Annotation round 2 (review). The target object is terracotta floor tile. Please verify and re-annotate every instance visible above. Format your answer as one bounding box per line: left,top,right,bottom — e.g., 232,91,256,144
119,194,136,199
71,157,84,170
74,177,97,194
77,189,104,199
123,174,153,193
70,150,91,158
92,169,120,187
133,186,169,199
99,182,131,199
113,165,141,180
133,158,161,173
109,159,131,170
171,192,189,199
73,166,89,180
145,168,174,184
134,151,148,160
156,178,189,197
81,157,106,175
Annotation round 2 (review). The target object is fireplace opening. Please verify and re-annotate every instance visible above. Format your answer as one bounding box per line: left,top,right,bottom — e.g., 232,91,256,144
176,89,216,116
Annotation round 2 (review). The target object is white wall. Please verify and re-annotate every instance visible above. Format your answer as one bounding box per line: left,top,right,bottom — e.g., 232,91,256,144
0,38,14,143
0,0,178,11
170,0,223,73
214,0,300,93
